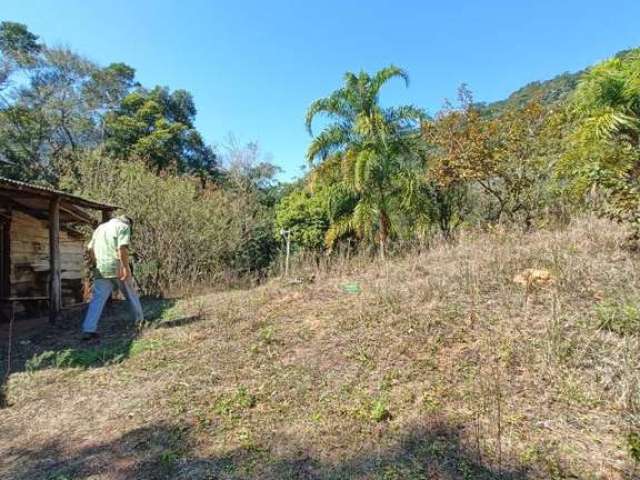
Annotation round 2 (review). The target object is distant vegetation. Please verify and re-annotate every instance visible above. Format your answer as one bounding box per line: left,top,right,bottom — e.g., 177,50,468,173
476,70,582,116
2,20,640,291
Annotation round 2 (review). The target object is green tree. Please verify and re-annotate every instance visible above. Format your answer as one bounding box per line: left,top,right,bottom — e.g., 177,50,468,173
0,32,100,182
0,22,218,186
562,49,640,232
0,21,41,77
104,86,218,182
305,66,425,258
275,188,330,251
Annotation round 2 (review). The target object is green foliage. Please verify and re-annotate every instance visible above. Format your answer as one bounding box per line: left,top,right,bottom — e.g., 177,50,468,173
24,339,160,371
0,41,100,182
424,88,561,228
370,396,391,422
83,62,138,111
213,386,257,418
159,450,179,468
62,151,276,294
305,66,426,257
595,298,640,335
0,21,41,67
0,23,218,186
274,188,329,250
562,48,640,232
104,86,218,180
479,71,582,117
5,20,640,283
628,431,640,463
421,393,442,414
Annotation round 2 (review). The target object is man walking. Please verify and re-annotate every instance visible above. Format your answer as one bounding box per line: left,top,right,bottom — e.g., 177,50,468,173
81,215,144,340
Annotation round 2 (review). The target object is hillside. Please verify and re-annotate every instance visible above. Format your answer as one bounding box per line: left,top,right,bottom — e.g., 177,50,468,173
2,217,639,479
478,70,582,116
478,47,640,117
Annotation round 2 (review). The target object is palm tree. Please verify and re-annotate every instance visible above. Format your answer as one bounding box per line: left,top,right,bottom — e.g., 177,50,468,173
572,51,640,147
564,50,640,233
305,66,425,259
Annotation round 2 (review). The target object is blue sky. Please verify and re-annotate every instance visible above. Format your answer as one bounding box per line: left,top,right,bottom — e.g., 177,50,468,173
4,1,640,179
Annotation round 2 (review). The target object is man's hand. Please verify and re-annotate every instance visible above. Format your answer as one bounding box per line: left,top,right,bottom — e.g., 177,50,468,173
118,245,132,281
119,264,132,282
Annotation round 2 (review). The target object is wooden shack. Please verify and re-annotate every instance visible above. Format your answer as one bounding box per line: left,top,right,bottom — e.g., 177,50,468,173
0,177,116,323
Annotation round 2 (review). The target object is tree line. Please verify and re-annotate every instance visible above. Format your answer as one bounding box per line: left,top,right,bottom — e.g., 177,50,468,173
0,22,279,295
2,21,639,293
275,49,640,258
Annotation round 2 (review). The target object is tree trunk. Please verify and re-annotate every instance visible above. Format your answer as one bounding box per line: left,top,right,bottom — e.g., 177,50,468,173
379,210,390,261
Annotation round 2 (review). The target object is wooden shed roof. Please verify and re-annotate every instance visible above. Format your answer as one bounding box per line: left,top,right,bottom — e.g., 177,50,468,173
0,176,117,225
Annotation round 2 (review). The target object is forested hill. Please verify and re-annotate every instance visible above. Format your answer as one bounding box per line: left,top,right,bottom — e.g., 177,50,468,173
477,47,638,116
478,70,582,116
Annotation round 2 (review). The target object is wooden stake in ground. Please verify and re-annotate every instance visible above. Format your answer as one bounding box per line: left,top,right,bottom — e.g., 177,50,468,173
281,229,291,277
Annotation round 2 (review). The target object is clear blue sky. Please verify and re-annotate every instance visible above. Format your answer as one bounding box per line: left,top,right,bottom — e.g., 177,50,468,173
4,1,640,180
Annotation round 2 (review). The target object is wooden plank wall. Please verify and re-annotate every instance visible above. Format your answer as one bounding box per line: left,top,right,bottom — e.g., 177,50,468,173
10,211,85,313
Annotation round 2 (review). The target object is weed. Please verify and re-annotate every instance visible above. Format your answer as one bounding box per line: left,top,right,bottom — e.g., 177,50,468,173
379,371,400,391
370,396,391,422
628,431,640,463
421,393,442,414
3,217,638,480
259,325,276,345
159,449,178,465
213,386,257,418
596,299,640,335
348,345,375,369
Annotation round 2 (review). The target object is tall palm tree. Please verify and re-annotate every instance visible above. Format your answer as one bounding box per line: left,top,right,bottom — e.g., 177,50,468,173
305,66,425,259
572,51,640,147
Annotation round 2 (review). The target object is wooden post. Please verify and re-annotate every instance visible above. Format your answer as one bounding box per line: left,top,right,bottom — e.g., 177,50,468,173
280,229,291,277
0,208,10,299
49,197,61,324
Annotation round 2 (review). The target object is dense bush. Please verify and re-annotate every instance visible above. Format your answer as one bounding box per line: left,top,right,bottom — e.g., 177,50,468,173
274,189,329,252
61,151,276,295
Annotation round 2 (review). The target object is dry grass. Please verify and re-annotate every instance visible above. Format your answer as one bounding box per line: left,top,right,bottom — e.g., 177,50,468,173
1,217,639,479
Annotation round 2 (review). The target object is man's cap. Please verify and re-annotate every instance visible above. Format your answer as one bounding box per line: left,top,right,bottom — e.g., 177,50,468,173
116,215,134,226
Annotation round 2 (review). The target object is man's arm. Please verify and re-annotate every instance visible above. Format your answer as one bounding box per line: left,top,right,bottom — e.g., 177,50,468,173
86,235,96,268
118,245,132,281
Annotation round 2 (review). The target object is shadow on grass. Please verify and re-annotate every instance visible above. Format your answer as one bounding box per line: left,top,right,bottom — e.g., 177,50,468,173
0,296,203,407
1,419,534,480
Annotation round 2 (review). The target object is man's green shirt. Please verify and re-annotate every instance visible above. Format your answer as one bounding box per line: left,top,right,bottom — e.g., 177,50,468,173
88,218,131,279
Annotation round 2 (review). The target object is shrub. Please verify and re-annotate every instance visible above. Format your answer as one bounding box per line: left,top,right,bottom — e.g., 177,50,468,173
61,151,276,295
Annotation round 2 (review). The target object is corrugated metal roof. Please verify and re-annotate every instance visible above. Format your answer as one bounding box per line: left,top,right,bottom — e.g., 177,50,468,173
0,176,117,211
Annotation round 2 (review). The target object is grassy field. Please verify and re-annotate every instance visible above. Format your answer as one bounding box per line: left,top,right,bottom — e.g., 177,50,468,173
1,217,639,479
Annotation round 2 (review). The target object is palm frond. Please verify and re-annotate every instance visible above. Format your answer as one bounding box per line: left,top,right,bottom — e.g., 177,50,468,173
352,199,377,240
384,105,427,129
324,215,353,249
340,149,358,189
305,90,354,135
371,65,409,95
354,149,374,191
306,123,352,162
308,153,343,190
